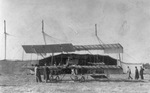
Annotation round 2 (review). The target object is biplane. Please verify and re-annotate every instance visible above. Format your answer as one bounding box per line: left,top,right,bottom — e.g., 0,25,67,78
22,43,123,82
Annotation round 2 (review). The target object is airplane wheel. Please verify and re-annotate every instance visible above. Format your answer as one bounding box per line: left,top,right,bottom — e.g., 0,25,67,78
49,75,54,82
70,75,78,81
80,76,85,82
59,73,66,81
74,75,78,81
55,75,60,81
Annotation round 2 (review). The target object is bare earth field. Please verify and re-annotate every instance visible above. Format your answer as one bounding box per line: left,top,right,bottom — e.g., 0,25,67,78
0,74,150,93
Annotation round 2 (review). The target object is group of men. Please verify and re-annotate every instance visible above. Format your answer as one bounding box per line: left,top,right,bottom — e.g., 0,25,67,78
34,63,145,82
34,57,74,83
34,63,50,83
127,66,144,80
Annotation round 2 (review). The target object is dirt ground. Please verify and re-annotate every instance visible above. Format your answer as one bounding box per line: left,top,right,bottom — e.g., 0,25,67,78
0,74,150,93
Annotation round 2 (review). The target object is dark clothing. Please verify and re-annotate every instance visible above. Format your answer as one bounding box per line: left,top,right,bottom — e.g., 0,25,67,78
43,66,50,82
35,67,42,82
140,68,144,79
135,68,139,80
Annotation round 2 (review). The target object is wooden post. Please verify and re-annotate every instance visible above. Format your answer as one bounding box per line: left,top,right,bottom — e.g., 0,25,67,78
22,50,24,61
106,69,109,79
118,53,122,67
95,24,97,36
42,20,47,45
4,20,7,60
51,53,54,65
30,54,32,61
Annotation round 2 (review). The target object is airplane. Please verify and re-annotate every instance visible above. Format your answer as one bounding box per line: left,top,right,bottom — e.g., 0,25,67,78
22,43,123,82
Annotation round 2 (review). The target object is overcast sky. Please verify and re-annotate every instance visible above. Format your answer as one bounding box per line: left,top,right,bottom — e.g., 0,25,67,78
0,0,150,63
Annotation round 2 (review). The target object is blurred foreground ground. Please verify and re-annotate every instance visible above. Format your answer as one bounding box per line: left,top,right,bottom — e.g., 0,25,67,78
0,74,150,93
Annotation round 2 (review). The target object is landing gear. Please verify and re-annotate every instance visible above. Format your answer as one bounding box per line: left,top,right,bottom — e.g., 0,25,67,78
70,75,78,81
80,75,85,82
70,75,86,82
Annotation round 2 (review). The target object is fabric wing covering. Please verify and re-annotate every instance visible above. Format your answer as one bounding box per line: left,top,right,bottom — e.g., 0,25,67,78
22,45,36,53
22,43,75,53
74,43,123,53
22,43,123,54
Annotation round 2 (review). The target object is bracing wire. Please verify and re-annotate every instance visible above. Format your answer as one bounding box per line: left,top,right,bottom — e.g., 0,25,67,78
95,24,105,63
42,31,68,42
44,21,69,43
124,52,140,63
95,24,104,45
82,46,93,55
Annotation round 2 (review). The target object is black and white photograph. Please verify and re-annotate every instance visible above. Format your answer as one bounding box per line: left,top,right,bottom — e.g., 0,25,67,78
0,0,150,93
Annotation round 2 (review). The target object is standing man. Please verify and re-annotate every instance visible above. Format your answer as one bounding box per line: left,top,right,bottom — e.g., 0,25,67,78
140,66,144,79
35,65,42,82
66,57,70,67
127,66,133,80
135,66,139,80
43,63,50,83
34,65,38,82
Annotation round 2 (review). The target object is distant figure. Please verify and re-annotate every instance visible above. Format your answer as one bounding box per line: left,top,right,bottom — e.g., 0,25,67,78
127,66,133,80
71,64,78,75
65,57,70,67
71,68,75,75
135,66,139,80
140,66,144,79
35,65,42,82
58,63,61,66
43,63,50,83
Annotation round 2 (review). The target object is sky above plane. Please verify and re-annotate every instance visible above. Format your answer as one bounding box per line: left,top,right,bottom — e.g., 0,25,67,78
0,0,150,63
